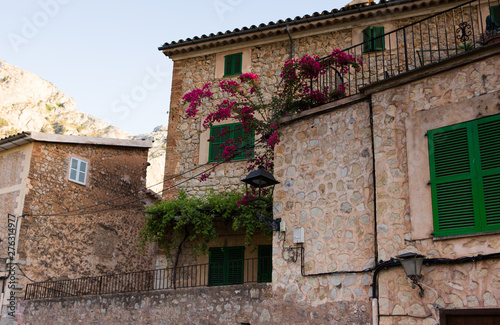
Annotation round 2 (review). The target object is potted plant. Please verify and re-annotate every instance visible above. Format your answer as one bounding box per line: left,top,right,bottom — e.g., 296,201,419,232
480,15,500,45
479,29,500,45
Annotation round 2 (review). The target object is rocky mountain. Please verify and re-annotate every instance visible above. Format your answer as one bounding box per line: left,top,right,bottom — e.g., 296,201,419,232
0,60,166,194
0,60,132,139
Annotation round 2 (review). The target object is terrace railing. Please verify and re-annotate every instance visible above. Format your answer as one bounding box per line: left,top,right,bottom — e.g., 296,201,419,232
24,256,271,300
313,0,500,97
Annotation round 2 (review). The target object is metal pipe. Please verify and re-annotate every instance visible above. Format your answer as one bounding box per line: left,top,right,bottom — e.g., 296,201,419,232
286,25,295,58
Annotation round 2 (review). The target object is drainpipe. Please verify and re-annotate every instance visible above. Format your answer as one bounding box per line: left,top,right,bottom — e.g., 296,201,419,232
372,298,379,325
368,96,380,323
368,97,379,265
286,25,295,58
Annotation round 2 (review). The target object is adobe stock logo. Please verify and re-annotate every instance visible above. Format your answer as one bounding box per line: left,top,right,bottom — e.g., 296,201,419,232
110,65,169,119
213,0,243,20
7,0,72,53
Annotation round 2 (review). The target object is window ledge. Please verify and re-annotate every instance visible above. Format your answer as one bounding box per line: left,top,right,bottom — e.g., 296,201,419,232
433,230,500,241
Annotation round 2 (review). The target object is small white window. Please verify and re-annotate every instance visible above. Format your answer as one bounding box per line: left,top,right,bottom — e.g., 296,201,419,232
68,157,88,185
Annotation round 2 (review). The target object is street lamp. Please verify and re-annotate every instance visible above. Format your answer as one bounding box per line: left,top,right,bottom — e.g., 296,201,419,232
396,252,426,297
241,166,281,231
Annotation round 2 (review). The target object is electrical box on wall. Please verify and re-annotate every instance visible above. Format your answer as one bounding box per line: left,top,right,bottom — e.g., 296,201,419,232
280,220,286,232
293,227,304,244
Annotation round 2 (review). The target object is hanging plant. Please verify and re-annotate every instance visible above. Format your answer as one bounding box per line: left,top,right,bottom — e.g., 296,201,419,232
140,189,272,254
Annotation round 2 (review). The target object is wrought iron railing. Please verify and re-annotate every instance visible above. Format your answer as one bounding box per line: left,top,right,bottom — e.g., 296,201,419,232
313,0,500,97
24,256,272,300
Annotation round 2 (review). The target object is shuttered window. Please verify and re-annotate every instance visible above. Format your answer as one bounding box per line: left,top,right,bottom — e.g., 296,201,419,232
428,114,500,237
363,26,385,52
209,123,254,163
224,53,243,76
68,157,88,185
209,246,244,286
257,245,272,283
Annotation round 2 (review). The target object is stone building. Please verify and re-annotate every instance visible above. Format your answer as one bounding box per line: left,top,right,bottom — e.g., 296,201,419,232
0,132,157,324
15,0,500,323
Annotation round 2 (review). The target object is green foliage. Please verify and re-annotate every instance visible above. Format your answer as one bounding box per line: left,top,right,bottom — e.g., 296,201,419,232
140,190,272,254
56,102,64,107
459,42,474,51
45,104,55,111
52,122,66,134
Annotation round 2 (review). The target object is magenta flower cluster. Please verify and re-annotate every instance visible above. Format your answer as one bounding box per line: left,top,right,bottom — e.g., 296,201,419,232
182,83,213,118
181,49,363,200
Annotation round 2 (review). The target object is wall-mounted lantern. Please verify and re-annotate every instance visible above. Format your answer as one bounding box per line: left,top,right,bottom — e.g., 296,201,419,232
396,252,426,297
241,166,281,231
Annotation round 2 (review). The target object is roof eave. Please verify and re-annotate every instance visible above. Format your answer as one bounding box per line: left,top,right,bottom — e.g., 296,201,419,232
158,0,424,55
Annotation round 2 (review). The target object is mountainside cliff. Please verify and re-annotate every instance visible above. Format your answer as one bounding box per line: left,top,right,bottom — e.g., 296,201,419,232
0,60,132,139
0,60,166,194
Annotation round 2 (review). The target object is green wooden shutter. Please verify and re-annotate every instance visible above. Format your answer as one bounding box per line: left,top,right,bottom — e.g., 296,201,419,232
209,125,222,163
209,123,254,162
428,125,476,236
224,53,243,76
224,55,233,76
209,247,226,286
233,126,244,160
429,114,500,237
475,116,500,230
209,246,244,286
491,5,500,26
372,26,385,51
226,247,244,285
362,26,371,52
257,245,272,283
234,53,242,75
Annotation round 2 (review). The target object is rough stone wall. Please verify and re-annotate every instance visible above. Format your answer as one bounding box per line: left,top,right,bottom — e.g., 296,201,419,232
17,142,156,287
371,51,500,324
271,99,375,318
16,283,369,324
0,148,27,256
274,101,375,273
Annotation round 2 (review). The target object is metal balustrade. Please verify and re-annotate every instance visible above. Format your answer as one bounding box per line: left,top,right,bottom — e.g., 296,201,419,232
313,0,499,98
24,257,271,300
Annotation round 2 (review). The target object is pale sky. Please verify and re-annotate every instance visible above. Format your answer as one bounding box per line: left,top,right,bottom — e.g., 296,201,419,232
0,1,346,135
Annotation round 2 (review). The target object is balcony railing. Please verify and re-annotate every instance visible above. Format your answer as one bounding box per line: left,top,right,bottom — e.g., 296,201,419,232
24,256,271,300
313,0,500,97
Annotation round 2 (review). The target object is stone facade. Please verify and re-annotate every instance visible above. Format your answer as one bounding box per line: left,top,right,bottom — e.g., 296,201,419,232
18,141,157,281
0,133,157,324
17,283,371,324
272,47,500,325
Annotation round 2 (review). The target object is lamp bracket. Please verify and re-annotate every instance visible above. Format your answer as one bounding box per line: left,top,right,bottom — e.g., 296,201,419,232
257,212,281,232
409,275,425,297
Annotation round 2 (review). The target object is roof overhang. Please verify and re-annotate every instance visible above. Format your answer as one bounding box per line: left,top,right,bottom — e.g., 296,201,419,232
0,132,152,153
159,0,467,59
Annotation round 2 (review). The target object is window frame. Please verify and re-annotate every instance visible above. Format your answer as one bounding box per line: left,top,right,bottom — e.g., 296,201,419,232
362,26,385,52
223,52,243,77
428,114,500,237
208,123,254,163
68,157,88,185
